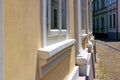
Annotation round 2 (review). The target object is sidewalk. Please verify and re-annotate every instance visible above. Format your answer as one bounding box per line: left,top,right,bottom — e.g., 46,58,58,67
94,40,120,80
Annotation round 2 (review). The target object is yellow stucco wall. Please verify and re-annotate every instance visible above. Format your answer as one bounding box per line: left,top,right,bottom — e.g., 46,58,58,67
4,0,76,80
4,0,41,80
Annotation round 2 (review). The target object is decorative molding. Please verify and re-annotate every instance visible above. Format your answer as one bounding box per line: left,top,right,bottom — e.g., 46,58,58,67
39,48,71,77
82,34,88,41
38,39,75,78
38,39,75,60
67,66,79,80
76,50,89,65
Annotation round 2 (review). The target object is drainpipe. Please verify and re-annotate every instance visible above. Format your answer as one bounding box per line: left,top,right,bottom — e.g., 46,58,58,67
116,0,118,40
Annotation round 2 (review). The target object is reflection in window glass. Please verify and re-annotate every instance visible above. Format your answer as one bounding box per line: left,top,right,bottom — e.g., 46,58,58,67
110,15,112,28
51,0,58,29
62,0,66,29
113,14,116,28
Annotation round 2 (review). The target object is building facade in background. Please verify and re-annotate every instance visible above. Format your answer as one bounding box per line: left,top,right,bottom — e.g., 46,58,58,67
1,0,95,80
93,0,108,38
93,0,120,40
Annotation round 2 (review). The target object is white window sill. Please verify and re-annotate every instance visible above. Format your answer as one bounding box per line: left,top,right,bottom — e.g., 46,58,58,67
38,39,75,60
38,39,75,77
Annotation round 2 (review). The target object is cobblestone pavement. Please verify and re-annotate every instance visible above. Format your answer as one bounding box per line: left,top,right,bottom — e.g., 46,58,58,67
94,39,120,80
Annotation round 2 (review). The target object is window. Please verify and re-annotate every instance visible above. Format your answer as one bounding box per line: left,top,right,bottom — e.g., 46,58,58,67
113,14,116,28
93,1,95,11
42,0,69,47
109,0,113,4
110,15,112,28
97,0,99,10
97,18,99,32
47,0,67,31
93,18,95,32
113,0,116,3
101,16,104,32
101,0,105,8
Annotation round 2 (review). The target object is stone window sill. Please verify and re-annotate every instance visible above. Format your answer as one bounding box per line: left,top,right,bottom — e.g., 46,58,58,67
38,39,75,77
38,39,75,60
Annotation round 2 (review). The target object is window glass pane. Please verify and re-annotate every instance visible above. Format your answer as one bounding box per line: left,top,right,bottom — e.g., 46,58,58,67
97,0,99,9
62,0,66,29
51,0,59,29
97,18,99,32
101,0,105,8
101,17,104,32
110,15,112,28
113,14,116,28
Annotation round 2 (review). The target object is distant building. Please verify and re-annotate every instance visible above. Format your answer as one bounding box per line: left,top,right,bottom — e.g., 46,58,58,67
93,0,120,40
93,0,108,38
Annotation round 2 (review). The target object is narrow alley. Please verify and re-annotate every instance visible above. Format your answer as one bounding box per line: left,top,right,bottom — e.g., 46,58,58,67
95,39,120,80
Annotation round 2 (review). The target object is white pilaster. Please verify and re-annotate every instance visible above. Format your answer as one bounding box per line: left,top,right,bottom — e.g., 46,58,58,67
41,0,47,47
86,0,89,33
66,0,70,39
48,0,51,33
58,0,62,31
74,0,83,54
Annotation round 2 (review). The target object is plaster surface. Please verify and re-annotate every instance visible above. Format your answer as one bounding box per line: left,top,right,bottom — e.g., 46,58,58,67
0,0,3,80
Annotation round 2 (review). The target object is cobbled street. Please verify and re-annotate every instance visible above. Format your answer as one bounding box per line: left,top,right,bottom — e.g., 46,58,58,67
95,39,120,80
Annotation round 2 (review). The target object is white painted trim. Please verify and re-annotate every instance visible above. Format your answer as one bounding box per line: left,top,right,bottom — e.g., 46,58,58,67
39,48,71,77
66,0,70,39
67,66,79,80
58,0,62,31
38,39,75,78
0,0,3,79
48,29,67,36
74,0,83,54
76,50,89,65
41,0,47,47
38,39,75,60
47,0,51,33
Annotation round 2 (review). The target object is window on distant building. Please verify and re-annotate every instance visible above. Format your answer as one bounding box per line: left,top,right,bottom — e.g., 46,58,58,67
109,0,113,4
101,16,104,32
101,0,105,8
97,18,99,32
97,0,99,10
93,1,95,11
113,14,116,28
95,1,97,10
93,18,95,32
110,15,112,28
42,0,69,47
113,0,116,3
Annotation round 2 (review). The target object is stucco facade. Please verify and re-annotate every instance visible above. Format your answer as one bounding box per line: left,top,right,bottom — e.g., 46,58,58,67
0,0,3,80
93,0,120,40
1,0,95,80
